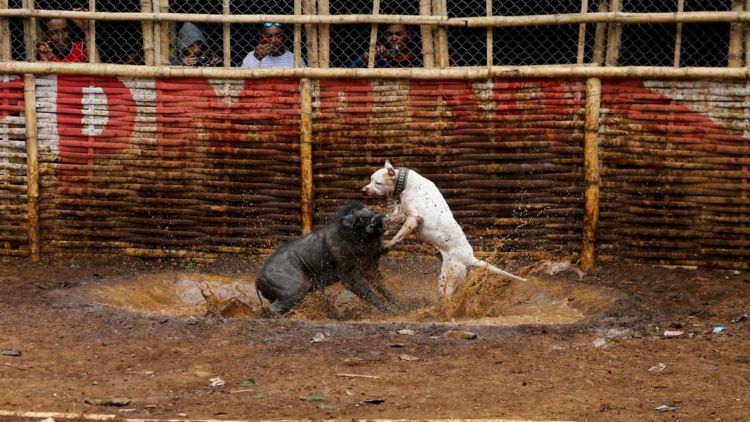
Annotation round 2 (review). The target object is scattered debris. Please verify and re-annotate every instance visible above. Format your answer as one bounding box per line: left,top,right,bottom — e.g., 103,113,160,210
397,329,416,336
240,378,256,387
711,326,725,334
398,354,419,361
301,395,326,402
335,373,381,379
731,313,747,323
84,398,131,407
655,404,677,412
311,332,330,343
389,343,406,348
445,330,478,340
209,377,225,387
318,403,337,410
592,338,607,348
362,399,385,405
117,409,138,413
1,361,28,370
1,349,21,357
550,344,568,351
648,363,667,373
38,418,55,422
663,330,684,338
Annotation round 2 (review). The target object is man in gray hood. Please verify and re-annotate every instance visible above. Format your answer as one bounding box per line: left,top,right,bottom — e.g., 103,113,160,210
171,22,221,66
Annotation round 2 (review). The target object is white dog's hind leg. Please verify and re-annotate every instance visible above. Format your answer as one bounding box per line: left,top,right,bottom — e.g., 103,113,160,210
439,258,468,298
471,259,527,282
384,214,423,249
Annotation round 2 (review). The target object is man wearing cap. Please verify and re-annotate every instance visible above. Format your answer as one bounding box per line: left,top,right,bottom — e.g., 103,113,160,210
242,22,304,68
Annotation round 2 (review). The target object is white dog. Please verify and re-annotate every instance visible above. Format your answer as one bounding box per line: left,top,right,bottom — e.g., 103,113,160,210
362,161,526,297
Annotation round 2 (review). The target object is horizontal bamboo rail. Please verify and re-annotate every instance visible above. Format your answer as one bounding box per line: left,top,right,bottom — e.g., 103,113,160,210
2,62,750,80
3,10,750,27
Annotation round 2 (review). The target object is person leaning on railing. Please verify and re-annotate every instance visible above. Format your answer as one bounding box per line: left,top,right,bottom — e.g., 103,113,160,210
241,22,305,68
170,22,222,67
348,24,422,68
36,10,97,62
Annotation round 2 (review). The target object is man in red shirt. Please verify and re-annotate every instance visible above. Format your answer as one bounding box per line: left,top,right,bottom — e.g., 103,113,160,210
36,18,93,62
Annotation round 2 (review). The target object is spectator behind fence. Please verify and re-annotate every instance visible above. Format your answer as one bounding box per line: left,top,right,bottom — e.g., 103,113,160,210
36,14,96,62
348,24,422,68
242,22,304,68
171,22,222,67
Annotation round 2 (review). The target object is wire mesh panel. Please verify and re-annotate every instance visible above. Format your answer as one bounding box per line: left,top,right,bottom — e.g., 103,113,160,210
9,16,25,61
618,0,732,67
491,0,588,66
681,0,732,67
97,0,144,65
619,0,677,66
0,0,742,68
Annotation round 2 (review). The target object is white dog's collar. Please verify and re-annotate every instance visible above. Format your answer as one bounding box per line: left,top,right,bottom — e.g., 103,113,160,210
393,168,409,200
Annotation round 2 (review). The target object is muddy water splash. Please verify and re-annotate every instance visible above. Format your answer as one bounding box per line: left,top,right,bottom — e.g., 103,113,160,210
75,258,617,326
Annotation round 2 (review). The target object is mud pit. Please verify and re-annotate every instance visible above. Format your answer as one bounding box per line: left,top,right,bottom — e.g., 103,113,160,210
70,260,615,327
1,254,749,421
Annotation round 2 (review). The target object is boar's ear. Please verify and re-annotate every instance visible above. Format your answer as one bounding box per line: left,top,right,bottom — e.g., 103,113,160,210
340,212,356,229
385,160,396,177
367,214,385,234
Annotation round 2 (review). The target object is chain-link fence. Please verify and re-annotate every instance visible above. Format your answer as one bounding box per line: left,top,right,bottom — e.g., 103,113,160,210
0,0,740,68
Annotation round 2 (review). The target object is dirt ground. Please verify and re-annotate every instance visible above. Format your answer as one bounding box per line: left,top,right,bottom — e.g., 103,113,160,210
0,253,748,422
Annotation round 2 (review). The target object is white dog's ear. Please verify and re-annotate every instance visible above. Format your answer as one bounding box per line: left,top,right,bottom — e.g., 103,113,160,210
385,160,395,177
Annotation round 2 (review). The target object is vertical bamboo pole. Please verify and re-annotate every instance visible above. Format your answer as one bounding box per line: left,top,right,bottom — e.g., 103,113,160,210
581,77,601,272
22,0,36,61
23,74,40,261
440,0,449,67
318,0,329,68
1,0,10,61
728,0,744,67
223,0,230,67
432,0,448,67
605,0,621,66
674,0,684,67
485,0,492,66
141,0,154,65
294,0,301,67
159,0,170,65
88,0,96,63
577,0,589,64
592,0,608,65
151,0,161,64
420,0,434,67
302,0,318,67
368,0,380,68
299,78,313,235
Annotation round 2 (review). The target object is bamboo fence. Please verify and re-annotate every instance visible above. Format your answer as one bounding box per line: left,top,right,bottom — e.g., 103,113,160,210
0,5,748,269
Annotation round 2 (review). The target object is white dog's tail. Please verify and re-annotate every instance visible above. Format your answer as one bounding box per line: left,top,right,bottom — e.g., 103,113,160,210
471,259,527,282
